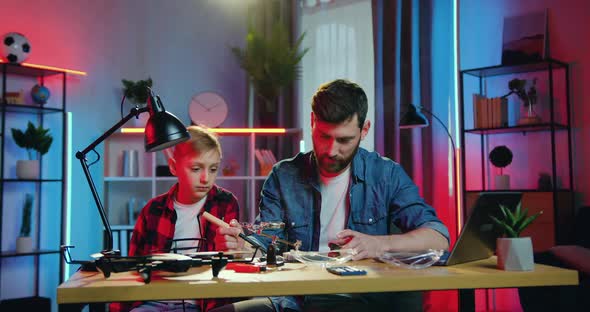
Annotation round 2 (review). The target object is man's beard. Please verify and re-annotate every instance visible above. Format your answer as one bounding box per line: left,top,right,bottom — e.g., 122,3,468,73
315,141,360,175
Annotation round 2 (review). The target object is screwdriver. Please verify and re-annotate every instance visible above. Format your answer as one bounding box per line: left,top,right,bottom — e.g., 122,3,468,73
202,212,268,253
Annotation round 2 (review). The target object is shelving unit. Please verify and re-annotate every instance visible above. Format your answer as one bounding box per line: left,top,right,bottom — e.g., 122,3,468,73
459,59,574,252
103,128,302,254
0,62,67,304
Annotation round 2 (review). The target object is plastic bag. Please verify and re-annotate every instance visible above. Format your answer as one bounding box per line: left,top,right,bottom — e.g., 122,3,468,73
378,249,444,269
290,249,356,267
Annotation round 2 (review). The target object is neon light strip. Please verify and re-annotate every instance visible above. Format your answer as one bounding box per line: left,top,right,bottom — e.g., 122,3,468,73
455,148,462,233
211,128,286,134
121,127,287,134
453,0,463,234
0,59,87,76
65,112,72,279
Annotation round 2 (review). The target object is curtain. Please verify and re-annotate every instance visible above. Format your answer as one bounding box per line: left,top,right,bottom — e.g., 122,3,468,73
372,0,458,311
372,0,434,200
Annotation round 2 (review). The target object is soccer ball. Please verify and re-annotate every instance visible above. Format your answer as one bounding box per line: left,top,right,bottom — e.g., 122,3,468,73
2,32,31,64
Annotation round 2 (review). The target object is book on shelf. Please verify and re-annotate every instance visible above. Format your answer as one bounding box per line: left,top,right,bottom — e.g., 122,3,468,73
472,95,508,129
254,149,277,176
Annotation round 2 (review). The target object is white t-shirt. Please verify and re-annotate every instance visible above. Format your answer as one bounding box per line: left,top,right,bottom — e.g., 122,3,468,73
318,167,351,252
173,196,207,254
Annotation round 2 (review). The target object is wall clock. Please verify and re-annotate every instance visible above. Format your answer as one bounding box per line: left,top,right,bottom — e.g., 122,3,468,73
189,91,228,127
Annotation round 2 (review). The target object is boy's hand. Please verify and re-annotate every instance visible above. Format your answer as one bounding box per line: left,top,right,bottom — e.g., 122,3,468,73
215,219,246,251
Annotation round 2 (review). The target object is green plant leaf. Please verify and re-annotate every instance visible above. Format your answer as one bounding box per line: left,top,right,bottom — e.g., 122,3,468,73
503,205,517,227
515,211,543,236
231,22,309,105
122,77,152,104
11,121,53,159
490,201,540,238
20,193,33,237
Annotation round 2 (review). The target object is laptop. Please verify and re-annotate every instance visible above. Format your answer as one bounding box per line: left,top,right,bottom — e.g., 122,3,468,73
435,192,523,266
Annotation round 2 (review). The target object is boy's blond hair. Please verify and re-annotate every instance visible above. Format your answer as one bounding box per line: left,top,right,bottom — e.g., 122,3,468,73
172,125,222,159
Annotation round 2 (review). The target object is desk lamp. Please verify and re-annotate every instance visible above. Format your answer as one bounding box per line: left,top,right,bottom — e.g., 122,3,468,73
76,87,190,255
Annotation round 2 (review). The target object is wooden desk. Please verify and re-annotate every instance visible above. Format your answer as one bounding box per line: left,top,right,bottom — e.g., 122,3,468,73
58,257,578,309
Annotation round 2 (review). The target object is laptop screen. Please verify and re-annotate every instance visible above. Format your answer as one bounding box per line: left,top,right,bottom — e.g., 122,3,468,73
445,192,523,265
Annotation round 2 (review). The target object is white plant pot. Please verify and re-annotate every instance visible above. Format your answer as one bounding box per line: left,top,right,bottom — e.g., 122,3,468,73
495,174,510,190
16,159,40,179
16,236,33,253
496,237,534,271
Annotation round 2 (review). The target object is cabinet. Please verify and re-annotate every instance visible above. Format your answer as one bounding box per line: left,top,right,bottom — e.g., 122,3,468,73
459,59,574,252
103,128,302,254
0,63,66,304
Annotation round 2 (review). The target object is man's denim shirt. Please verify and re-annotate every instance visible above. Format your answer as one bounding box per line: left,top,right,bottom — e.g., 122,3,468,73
253,148,450,311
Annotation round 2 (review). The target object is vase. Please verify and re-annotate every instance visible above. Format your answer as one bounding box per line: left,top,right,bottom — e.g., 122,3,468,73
122,150,139,177
496,237,534,271
495,174,510,189
16,159,40,179
16,236,33,253
518,102,541,125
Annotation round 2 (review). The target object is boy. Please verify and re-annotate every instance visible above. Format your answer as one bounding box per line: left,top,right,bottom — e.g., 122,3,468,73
111,125,245,312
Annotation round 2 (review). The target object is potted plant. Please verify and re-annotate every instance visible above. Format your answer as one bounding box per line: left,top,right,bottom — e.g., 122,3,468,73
489,145,513,189
16,193,34,253
490,201,542,271
501,78,540,125
11,121,53,179
231,22,308,126
121,77,153,127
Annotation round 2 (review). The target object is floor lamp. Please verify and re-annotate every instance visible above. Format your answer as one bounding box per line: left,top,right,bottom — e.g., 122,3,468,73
76,87,190,255
399,104,459,238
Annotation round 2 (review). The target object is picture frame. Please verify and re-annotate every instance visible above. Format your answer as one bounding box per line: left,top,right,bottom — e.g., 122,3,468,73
501,9,548,65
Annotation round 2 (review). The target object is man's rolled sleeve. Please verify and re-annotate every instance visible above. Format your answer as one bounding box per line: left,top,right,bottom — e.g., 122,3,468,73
418,221,450,244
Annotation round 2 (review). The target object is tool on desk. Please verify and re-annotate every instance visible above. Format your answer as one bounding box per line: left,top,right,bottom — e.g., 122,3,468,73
202,211,268,253
226,262,266,273
326,266,367,276
328,236,353,250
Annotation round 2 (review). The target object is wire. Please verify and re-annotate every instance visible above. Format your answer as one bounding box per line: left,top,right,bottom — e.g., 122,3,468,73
419,107,457,152
86,149,101,167
419,106,459,239
119,94,127,119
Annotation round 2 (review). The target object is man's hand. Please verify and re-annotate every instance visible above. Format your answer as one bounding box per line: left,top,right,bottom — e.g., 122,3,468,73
215,219,246,251
337,229,387,260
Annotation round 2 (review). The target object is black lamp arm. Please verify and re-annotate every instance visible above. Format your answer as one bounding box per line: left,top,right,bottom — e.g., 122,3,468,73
75,106,149,253
419,107,457,152
419,106,461,238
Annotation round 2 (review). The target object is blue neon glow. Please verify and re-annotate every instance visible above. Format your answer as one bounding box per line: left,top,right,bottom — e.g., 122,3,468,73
65,112,72,279
452,0,460,148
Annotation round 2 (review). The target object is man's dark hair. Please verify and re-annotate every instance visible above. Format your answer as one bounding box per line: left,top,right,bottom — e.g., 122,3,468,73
311,79,368,128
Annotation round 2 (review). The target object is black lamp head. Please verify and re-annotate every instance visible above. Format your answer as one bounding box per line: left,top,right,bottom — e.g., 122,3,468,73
399,104,430,129
144,87,190,152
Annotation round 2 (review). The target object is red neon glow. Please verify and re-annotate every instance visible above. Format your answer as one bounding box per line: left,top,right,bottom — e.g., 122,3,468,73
0,59,87,76
121,127,287,134
455,148,463,235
